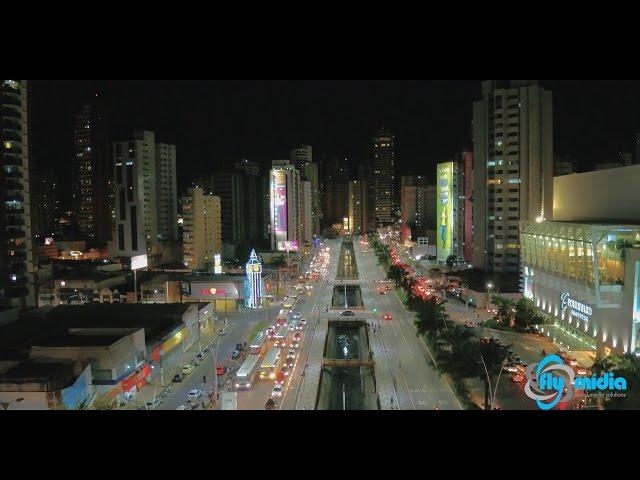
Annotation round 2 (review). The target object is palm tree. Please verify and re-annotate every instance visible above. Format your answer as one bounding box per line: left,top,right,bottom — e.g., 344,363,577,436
491,296,516,326
387,264,403,287
414,298,449,339
591,354,640,409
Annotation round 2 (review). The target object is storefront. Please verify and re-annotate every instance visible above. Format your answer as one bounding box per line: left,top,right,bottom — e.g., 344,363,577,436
521,221,640,356
180,274,246,312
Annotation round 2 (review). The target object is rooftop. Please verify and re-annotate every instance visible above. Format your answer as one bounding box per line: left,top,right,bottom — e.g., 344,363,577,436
32,334,126,348
0,359,77,388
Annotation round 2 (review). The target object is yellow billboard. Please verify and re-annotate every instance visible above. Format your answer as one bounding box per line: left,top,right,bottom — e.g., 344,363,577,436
436,162,453,263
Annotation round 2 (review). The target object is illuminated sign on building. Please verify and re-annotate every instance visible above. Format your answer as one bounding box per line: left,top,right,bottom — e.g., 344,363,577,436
436,162,453,264
272,170,288,235
560,292,592,322
214,253,222,274
199,287,228,296
245,249,263,309
278,240,298,252
131,254,148,271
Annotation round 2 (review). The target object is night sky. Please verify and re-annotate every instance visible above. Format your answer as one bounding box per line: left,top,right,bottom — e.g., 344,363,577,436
29,80,640,206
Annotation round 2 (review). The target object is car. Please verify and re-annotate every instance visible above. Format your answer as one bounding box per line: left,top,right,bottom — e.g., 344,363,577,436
176,404,189,410
340,310,355,316
512,373,525,383
265,398,278,410
172,373,185,383
182,364,193,374
146,398,162,409
293,332,302,341
216,365,226,375
503,365,519,373
290,312,302,319
271,385,284,398
194,357,202,366
287,348,296,358
382,313,392,321
284,357,295,368
294,322,303,330
275,318,286,327
187,389,202,401
514,358,528,367
567,358,579,367
385,284,392,291
378,288,386,295
464,321,475,328
298,318,307,325
231,350,240,359
280,365,291,377
236,343,244,351
275,372,286,385
283,303,293,309
266,325,276,332
575,365,588,376
288,323,296,331
291,341,300,349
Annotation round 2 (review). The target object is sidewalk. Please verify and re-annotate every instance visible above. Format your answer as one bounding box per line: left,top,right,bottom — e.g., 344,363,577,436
369,322,397,410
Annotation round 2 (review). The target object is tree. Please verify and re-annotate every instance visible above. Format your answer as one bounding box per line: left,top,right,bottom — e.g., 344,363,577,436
491,296,516,326
591,354,640,410
387,264,403,287
269,256,287,268
514,297,544,331
414,298,450,339
446,255,457,269
91,394,118,410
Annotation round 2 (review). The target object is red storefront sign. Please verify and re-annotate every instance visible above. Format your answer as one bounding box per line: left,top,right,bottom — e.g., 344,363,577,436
152,345,161,362
199,287,228,296
121,364,151,392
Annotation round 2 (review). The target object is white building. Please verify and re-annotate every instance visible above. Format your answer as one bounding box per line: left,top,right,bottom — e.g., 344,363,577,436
182,187,221,270
472,80,553,273
520,165,640,356
303,161,321,236
348,180,368,235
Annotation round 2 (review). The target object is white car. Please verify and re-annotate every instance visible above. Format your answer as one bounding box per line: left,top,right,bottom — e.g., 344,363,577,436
502,365,519,373
187,389,202,401
176,404,188,410
271,385,283,398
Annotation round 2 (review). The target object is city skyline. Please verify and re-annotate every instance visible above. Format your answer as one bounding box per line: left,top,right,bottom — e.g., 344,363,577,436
29,80,640,198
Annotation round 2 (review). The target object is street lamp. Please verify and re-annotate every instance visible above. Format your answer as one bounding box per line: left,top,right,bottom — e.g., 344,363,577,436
486,282,494,311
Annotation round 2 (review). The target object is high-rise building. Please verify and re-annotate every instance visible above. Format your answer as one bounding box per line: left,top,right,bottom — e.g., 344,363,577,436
290,145,312,172
322,155,349,229
1,80,34,308
155,143,178,241
436,162,464,263
371,128,396,226
463,150,473,262
235,159,263,246
36,167,60,237
210,171,244,246
301,180,313,243
112,131,159,260
72,102,112,244
400,176,431,239
270,160,301,251
303,162,321,236
182,187,221,270
472,80,553,273
348,180,368,235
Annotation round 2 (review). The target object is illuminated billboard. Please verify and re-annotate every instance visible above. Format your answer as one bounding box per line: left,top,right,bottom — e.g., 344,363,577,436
272,170,287,235
278,240,298,252
436,162,453,264
131,254,148,271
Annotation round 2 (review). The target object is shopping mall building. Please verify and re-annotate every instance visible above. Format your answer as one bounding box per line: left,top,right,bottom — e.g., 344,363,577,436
520,165,640,357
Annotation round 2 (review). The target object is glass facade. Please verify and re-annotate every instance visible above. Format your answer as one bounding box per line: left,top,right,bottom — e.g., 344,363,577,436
521,222,640,287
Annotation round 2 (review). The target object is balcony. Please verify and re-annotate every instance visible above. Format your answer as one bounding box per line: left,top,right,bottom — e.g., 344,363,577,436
1,95,21,108
6,228,26,238
5,216,25,226
3,169,23,178
3,143,22,154
2,130,21,142
2,119,21,131
1,82,21,95
1,107,20,119
4,179,22,191
5,286,29,299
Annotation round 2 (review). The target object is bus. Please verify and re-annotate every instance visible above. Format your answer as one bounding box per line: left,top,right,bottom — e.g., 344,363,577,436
274,325,289,348
259,347,282,379
220,391,237,410
275,308,290,326
248,331,267,356
234,355,261,390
